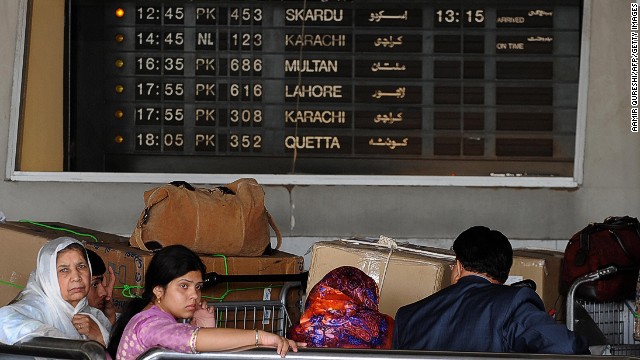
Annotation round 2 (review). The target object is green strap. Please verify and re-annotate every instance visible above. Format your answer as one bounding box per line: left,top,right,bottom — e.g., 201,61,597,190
18,220,98,242
0,280,24,289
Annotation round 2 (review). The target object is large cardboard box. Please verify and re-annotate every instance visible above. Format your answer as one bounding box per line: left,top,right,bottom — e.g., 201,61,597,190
511,249,565,320
0,221,304,328
365,241,565,320
307,238,454,318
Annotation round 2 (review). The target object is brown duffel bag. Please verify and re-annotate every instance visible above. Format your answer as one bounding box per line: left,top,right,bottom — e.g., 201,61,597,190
130,178,281,256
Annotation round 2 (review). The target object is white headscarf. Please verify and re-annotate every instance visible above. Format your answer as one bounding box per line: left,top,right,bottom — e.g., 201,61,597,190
0,237,111,345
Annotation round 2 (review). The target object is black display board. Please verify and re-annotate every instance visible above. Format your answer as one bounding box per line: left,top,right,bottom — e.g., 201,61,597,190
67,0,582,176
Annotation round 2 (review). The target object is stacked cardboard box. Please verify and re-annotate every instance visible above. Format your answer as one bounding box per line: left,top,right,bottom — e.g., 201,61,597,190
307,238,454,318
511,248,565,320
0,221,304,328
305,238,565,321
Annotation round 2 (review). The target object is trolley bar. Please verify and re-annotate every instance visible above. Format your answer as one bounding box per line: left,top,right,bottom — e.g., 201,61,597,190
566,265,618,330
137,347,639,360
0,337,106,359
203,272,308,291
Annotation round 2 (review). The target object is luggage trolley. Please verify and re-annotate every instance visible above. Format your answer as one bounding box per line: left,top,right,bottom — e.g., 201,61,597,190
202,272,308,337
566,266,640,356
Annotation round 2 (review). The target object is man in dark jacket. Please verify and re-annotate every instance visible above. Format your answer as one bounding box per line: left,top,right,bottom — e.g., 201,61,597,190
393,226,589,354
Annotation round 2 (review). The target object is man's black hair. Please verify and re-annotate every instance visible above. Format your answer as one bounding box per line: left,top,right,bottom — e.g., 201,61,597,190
86,249,106,276
452,226,512,283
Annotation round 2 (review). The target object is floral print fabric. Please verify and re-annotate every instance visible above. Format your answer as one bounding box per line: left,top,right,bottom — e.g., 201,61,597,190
292,266,394,348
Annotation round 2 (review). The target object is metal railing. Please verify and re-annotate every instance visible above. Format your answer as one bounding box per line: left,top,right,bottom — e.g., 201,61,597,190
136,347,640,360
2,337,637,360
0,337,106,359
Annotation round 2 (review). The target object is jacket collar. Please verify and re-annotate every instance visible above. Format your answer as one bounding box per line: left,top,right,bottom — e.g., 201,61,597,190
458,274,494,284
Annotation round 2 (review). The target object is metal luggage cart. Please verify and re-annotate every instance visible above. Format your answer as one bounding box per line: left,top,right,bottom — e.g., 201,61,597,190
566,266,640,356
211,283,301,336
203,272,308,337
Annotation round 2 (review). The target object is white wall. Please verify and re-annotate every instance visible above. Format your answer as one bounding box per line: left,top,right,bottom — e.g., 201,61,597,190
0,1,638,262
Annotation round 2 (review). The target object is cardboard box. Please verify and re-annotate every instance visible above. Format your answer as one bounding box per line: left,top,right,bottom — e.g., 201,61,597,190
511,249,565,319
307,238,454,318
363,242,565,320
0,221,304,327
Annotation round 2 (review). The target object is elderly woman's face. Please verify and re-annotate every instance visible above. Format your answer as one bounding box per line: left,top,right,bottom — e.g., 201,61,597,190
56,248,90,307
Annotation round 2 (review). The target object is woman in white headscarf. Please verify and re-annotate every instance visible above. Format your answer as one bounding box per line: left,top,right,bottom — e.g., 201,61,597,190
0,237,111,346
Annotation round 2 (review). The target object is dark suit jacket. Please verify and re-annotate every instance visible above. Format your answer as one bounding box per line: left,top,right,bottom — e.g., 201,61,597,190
393,275,589,354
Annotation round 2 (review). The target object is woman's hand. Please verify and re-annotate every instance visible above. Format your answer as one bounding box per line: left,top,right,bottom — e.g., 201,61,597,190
257,330,305,358
191,300,215,328
102,266,117,324
72,314,105,346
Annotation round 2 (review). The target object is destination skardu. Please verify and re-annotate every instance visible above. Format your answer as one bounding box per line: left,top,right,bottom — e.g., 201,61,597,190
285,8,346,22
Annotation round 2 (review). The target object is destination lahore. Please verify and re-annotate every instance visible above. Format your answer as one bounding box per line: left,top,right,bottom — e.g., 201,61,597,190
285,84,343,98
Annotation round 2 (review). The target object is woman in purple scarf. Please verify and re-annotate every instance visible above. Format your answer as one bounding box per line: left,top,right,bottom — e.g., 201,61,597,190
292,266,394,348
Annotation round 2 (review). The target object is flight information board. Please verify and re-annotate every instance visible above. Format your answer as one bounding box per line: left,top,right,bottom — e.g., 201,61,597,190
67,0,582,176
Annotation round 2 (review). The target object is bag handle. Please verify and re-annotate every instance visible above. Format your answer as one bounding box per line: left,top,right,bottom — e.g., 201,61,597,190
267,211,282,250
130,186,172,252
578,216,640,249
604,215,640,227
608,230,640,264
575,217,640,267
130,210,152,252
169,180,195,191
